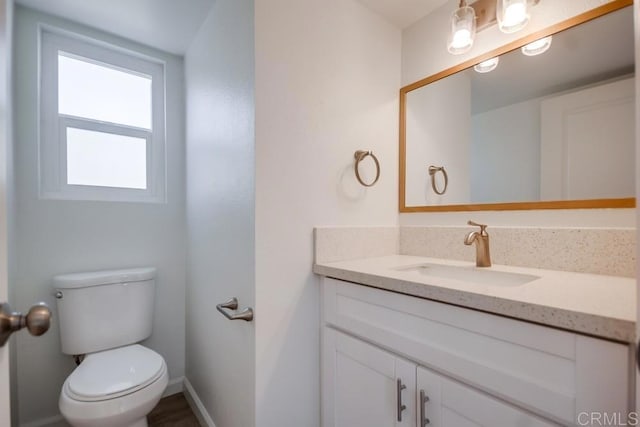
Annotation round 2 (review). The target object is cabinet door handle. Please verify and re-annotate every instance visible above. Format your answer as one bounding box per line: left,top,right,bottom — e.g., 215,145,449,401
396,378,407,422
419,389,430,426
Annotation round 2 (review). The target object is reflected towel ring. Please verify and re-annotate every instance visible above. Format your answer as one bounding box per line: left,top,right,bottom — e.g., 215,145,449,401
428,165,448,195
354,150,380,187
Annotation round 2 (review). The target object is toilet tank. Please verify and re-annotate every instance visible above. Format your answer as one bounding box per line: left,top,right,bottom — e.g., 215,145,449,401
53,267,157,355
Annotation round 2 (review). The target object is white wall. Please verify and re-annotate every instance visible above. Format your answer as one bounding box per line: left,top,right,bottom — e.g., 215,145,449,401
400,0,635,227
254,0,400,424
184,1,256,426
13,7,186,424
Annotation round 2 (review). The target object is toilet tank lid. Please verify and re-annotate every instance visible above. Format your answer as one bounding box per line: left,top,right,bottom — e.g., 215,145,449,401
53,267,156,289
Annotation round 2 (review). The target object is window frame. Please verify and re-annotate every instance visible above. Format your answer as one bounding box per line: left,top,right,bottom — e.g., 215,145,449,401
39,27,166,203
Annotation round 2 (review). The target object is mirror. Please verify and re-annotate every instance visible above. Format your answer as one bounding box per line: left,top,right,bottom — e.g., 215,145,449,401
400,3,636,212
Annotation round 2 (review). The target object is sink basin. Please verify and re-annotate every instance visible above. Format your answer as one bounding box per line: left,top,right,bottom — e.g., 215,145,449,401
394,263,539,287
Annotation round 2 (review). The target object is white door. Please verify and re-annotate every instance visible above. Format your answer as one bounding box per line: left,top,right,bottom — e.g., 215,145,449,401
0,0,11,425
540,77,635,201
322,328,416,427
635,0,640,413
416,366,557,427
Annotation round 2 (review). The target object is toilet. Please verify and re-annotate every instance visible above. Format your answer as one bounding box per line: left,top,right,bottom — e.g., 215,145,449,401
53,268,168,427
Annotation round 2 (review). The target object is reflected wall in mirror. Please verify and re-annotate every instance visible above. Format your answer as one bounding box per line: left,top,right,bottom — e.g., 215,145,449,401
400,2,636,212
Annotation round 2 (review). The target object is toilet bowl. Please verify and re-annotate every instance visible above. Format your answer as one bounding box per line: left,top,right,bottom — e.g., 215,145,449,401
53,268,168,427
59,344,168,427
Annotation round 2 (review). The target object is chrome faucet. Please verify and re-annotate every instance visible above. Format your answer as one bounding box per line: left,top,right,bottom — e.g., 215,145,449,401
464,221,491,267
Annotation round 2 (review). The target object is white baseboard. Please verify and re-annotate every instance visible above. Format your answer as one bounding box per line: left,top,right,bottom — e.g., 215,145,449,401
21,376,185,427
20,414,69,427
163,375,185,397
183,377,216,427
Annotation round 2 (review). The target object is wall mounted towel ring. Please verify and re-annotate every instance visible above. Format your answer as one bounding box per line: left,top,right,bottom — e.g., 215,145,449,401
428,165,448,195
354,150,380,187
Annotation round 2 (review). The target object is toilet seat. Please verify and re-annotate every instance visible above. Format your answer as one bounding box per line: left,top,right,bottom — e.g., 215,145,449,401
65,344,165,402
59,344,168,427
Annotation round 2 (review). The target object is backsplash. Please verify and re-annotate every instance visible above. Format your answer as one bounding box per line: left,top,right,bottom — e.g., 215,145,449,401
314,227,398,263
400,226,636,278
315,226,636,277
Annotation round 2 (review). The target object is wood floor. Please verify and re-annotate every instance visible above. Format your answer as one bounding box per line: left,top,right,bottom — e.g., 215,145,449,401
148,393,201,427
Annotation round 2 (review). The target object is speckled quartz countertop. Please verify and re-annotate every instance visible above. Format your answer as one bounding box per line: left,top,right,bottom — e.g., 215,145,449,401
313,255,636,343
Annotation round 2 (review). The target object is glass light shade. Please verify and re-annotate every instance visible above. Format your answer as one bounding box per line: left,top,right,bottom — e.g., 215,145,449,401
521,36,552,56
474,57,500,73
497,0,529,33
447,5,476,55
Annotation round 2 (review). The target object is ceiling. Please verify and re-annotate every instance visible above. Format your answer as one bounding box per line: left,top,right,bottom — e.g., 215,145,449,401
356,0,449,28
15,0,215,55
15,0,448,53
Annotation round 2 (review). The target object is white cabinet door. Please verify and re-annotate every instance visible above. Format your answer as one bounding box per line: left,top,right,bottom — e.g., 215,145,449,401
416,366,558,427
323,327,416,427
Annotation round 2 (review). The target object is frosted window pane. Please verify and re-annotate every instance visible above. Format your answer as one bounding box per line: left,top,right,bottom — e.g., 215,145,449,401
66,127,147,189
59,54,152,129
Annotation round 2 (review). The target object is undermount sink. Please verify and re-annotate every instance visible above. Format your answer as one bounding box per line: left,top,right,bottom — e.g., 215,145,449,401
393,263,540,287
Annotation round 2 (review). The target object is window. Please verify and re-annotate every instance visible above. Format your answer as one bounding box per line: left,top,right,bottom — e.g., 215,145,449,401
40,29,166,202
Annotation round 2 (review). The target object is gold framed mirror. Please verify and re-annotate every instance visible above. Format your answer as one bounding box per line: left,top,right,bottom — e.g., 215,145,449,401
399,0,636,212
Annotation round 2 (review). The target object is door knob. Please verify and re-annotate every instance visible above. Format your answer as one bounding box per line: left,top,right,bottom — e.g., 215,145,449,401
0,302,52,347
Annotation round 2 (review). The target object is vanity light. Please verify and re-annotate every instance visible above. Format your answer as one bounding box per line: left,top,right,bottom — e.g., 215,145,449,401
497,0,529,34
473,57,500,73
521,36,552,56
447,0,477,55
446,0,540,56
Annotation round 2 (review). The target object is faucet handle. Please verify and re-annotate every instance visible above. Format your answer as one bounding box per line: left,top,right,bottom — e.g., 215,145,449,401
467,220,488,235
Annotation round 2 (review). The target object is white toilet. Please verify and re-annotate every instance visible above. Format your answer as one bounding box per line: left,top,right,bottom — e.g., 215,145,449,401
53,267,168,427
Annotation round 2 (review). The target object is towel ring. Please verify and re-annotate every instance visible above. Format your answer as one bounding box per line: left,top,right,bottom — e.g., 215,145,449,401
354,150,380,187
428,165,448,195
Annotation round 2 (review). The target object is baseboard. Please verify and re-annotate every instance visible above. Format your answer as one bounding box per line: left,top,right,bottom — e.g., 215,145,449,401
163,375,185,397
20,414,69,427
183,377,217,427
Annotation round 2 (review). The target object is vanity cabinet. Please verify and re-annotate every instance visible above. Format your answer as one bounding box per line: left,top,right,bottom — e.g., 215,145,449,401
321,277,631,426
324,327,555,427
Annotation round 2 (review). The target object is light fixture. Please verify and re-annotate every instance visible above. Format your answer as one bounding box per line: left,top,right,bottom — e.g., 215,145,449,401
447,0,477,55
521,36,552,56
446,0,540,56
474,57,500,73
496,0,529,33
